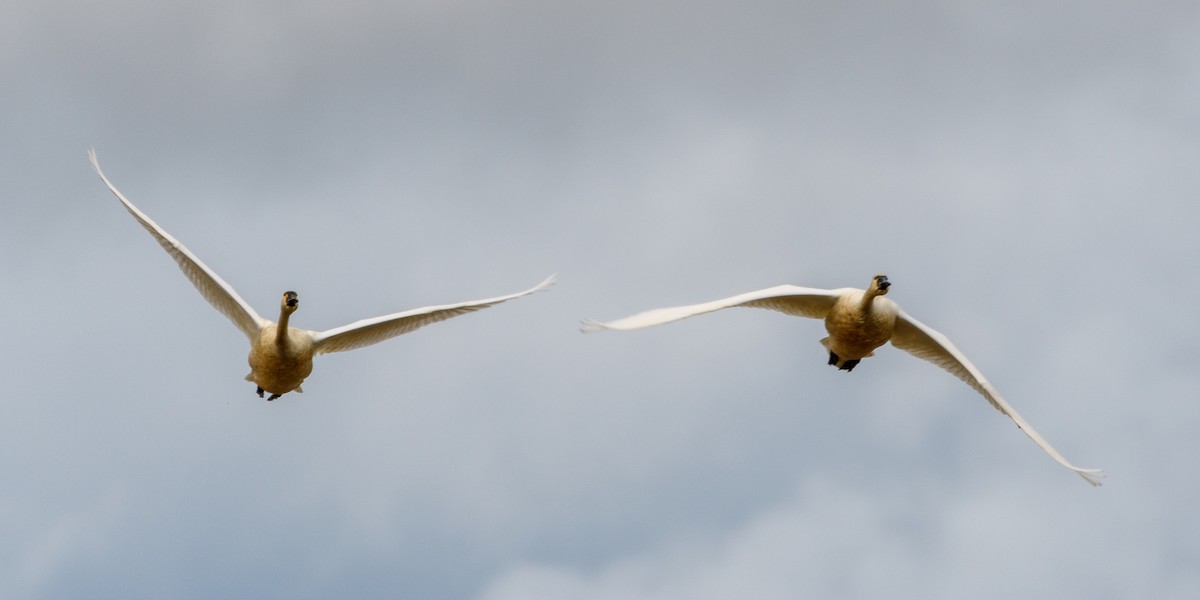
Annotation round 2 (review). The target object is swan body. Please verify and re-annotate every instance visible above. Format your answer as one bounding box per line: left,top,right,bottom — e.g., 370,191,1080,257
90,149,554,401
246,292,316,398
582,274,1103,486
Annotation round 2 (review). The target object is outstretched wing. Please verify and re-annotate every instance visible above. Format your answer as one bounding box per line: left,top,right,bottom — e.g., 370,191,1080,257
581,285,841,332
90,149,268,342
890,309,1103,486
311,275,556,354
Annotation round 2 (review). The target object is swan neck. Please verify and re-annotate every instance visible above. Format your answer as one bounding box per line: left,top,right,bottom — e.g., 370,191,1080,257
859,289,880,312
276,310,292,344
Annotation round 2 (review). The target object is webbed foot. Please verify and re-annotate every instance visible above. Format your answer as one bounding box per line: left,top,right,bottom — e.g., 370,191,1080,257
256,386,265,398
827,351,839,366
840,359,860,372
267,393,282,401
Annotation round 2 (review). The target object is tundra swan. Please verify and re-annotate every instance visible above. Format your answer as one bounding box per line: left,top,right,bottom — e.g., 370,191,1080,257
90,149,554,401
582,274,1103,486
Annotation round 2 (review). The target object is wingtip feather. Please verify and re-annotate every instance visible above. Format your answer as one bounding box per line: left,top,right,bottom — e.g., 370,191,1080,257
87,147,104,175
579,318,608,333
1077,468,1104,487
534,274,558,292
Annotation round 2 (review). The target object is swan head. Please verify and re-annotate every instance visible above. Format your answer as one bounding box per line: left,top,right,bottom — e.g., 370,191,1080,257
281,291,299,313
870,274,891,295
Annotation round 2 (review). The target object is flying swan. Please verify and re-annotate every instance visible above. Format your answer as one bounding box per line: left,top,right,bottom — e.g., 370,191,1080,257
90,149,554,401
582,274,1102,486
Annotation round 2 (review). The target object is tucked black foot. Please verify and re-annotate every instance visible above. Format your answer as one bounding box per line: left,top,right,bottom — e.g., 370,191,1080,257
827,352,839,366
840,359,860,372
256,386,265,398
267,393,282,401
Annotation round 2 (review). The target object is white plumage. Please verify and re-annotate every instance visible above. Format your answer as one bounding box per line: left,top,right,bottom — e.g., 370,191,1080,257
583,275,1103,486
91,149,554,400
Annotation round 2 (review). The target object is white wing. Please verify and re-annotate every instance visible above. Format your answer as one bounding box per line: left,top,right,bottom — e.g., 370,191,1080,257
311,275,556,354
890,309,1103,486
90,149,269,343
581,285,842,332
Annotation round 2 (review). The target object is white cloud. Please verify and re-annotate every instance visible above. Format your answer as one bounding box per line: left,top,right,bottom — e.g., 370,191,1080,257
481,471,1193,600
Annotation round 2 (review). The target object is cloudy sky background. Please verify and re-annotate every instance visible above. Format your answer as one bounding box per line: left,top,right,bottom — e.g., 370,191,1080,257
3,1,1199,598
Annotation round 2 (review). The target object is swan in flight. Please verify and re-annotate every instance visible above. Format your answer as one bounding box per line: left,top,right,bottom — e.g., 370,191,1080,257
582,274,1102,486
90,149,554,401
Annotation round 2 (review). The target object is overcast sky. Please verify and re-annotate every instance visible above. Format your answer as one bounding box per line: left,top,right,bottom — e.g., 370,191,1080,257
3,1,1199,598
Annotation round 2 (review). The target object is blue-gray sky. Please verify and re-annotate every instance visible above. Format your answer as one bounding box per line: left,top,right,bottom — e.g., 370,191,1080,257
3,1,1199,598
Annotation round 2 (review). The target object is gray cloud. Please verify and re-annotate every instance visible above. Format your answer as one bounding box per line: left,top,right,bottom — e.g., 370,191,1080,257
3,1,1198,598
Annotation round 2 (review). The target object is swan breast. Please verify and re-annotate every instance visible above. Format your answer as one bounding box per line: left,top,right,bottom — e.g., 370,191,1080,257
823,292,900,359
248,325,316,394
